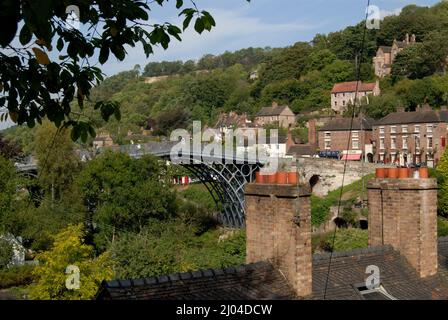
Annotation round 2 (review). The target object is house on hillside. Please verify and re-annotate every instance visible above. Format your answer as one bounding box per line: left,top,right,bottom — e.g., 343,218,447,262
318,116,374,162
215,112,252,133
255,102,295,128
331,81,380,114
373,33,417,78
92,132,115,149
372,105,448,167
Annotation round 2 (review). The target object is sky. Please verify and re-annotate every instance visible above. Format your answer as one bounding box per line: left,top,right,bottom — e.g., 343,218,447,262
0,0,442,130
100,0,441,75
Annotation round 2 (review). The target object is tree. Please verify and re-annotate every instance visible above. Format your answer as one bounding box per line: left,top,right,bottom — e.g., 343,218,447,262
76,151,177,250
29,224,112,300
0,133,22,160
437,147,448,218
0,0,234,140
0,156,22,227
34,121,80,200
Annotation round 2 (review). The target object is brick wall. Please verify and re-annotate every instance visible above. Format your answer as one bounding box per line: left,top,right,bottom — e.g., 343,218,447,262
318,130,373,152
367,178,438,278
245,184,312,297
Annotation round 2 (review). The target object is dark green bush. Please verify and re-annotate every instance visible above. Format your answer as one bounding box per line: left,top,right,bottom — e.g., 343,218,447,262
0,239,13,269
438,217,448,237
0,264,35,289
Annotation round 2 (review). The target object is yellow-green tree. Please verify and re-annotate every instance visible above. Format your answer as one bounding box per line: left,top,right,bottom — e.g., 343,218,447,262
29,224,112,300
437,147,448,217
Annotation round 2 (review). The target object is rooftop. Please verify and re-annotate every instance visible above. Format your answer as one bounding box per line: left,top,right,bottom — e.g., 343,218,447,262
375,109,448,125
96,237,448,300
331,81,377,94
256,105,293,117
318,117,374,132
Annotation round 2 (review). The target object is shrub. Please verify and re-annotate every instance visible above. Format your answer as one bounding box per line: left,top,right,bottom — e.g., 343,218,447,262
0,265,35,289
438,217,448,237
0,239,13,269
29,224,113,300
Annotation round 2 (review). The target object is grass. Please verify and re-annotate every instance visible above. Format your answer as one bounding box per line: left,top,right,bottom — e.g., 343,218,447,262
312,229,369,254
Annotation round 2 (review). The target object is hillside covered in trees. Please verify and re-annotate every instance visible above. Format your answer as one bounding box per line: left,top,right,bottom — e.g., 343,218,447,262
59,1,446,141
3,2,448,149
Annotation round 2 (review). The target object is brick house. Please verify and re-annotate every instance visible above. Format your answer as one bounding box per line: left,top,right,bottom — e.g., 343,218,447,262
373,33,417,78
97,177,448,300
318,117,374,161
372,106,448,167
331,81,380,114
255,102,296,128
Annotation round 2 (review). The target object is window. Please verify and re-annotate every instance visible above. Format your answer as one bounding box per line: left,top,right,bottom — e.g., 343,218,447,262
379,127,385,135
414,125,420,133
325,132,331,138
379,153,385,162
402,125,408,133
334,101,337,106
415,135,421,149
391,137,397,149
402,136,408,149
428,136,433,149
352,139,359,150
352,131,359,138
343,100,346,106
427,124,433,133
325,141,331,150
390,126,397,134
380,137,385,150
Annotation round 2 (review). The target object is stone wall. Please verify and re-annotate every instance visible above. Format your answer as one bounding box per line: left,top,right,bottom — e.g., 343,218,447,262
296,158,384,196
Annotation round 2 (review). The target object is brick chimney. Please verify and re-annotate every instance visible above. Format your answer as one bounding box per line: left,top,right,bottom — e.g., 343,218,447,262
308,119,317,147
367,178,438,278
272,101,279,108
397,106,405,113
245,184,312,297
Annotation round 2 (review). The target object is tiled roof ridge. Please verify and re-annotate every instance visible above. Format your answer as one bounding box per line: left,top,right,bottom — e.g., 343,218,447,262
312,245,394,261
102,261,271,289
313,237,448,261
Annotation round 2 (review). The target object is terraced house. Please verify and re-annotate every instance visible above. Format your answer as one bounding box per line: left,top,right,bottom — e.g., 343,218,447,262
373,105,448,167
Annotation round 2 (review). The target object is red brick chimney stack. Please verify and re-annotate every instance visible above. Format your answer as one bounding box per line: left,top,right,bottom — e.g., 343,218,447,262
245,184,312,297
367,178,438,278
308,119,317,147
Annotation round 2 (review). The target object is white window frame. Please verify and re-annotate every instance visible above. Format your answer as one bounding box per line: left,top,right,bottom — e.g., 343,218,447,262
402,125,408,133
402,136,408,150
390,126,397,134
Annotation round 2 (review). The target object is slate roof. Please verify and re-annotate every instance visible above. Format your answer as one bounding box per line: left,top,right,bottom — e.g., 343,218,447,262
256,105,292,117
331,81,376,94
378,46,392,53
95,261,294,300
318,117,374,132
287,144,316,157
375,110,448,125
311,240,448,300
96,238,448,300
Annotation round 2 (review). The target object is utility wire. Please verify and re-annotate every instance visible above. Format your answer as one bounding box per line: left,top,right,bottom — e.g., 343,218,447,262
323,0,371,299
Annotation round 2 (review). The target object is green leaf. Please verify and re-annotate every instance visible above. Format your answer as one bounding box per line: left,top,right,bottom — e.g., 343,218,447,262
71,124,81,141
99,45,110,64
176,0,183,9
19,25,32,45
182,14,193,31
194,17,205,34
